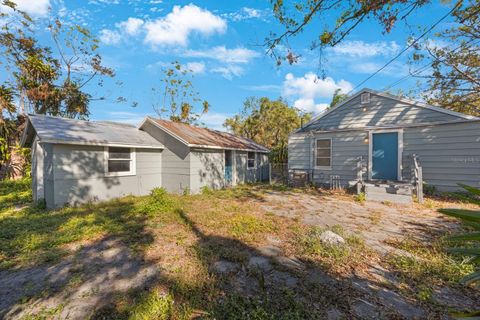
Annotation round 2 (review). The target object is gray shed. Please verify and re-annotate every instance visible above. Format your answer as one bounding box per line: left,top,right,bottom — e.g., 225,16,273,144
138,117,270,194
22,114,165,208
289,88,480,200
21,114,270,208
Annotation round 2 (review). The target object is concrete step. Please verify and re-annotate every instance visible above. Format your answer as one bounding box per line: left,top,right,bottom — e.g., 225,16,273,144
365,191,412,204
365,185,412,196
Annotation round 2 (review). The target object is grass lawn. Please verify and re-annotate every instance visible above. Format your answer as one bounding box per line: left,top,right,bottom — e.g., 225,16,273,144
0,178,478,319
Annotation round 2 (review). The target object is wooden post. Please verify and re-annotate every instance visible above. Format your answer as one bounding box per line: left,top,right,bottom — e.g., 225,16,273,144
269,163,272,185
417,167,423,204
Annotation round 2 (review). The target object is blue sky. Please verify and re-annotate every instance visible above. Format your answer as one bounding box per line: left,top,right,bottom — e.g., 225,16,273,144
3,0,455,129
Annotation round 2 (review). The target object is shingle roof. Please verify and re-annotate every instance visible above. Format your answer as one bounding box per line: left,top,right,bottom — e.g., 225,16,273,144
149,118,269,152
22,114,164,148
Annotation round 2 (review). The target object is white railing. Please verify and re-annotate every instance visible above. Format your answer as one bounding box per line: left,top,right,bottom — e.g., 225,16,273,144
356,156,364,194
412,154,424,203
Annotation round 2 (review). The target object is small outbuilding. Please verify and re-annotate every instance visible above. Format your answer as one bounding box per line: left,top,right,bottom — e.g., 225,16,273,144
21,114,269,208
138,117,270,194
288,88,480,201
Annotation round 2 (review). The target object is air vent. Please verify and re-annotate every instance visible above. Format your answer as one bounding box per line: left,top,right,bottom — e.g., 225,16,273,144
361,92,370,104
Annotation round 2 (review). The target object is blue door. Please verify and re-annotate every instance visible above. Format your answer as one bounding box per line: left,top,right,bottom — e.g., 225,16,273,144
372,132,398,180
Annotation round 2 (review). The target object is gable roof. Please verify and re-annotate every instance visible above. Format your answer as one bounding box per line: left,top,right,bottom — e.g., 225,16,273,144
297,88,478,133
139,117,269,153
21,114,164,149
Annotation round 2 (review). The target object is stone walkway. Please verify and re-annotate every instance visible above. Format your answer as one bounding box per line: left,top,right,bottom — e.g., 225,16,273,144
258,191,457,255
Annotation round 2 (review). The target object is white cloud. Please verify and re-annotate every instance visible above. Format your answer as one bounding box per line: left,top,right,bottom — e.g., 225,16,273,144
186,62,205,74
328,40,400,58
99,29,122,45
144,4,226,47
350,61,409,76
117,17,144,36
223,7,269,21
150,0,163,3
283,73,352,99
199,112,230,131
183,46,259,64
282,73,352,113
212,65,244,80
293,98,329,113
1,0,50,17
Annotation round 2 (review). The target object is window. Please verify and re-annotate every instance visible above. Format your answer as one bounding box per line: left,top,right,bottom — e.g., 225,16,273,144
361,92,370,104
316,139,331,168
247,152,255,168
105,147,135,176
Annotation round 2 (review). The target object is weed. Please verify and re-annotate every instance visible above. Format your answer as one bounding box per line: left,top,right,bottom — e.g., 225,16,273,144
386,238,475,287
295,226,371,273
228,214,273,241
354,192,366,204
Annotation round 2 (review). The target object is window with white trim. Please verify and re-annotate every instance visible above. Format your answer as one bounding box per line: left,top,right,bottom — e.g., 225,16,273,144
105,147,135,175
316,139,331,167
247,152,255,168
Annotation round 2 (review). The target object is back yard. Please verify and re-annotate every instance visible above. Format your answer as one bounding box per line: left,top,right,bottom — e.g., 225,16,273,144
0,179,479,319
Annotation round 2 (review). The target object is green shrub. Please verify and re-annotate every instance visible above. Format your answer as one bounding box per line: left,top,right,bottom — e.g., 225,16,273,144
138,188,176,216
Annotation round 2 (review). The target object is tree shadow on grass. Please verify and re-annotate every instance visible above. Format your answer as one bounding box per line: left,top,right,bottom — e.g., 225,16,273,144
0,196,159,318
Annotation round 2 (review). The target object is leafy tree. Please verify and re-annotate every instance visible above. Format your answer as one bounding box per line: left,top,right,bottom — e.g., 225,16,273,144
411,1,480,116
266,0,430,65
329,89,349,108
0,1,114,178
224,97,311,164
439,184,480,285
152,61,209,124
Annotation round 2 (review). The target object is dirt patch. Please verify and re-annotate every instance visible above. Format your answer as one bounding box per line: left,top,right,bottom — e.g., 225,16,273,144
259,191,458,255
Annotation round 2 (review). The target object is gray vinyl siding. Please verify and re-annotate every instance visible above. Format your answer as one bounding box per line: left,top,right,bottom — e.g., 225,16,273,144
50,144,162,208
235,151,247,184
31,138,41,202
43,143,54,208
141,121,190,193
402,122,480,192
288,135,311,169
190,149,225,193
308,131,368,186
303,93,462,132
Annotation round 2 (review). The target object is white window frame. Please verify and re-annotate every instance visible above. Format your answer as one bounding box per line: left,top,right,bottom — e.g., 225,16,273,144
368,129,403,181
315,138,332,170
247,151,256,170
104,146,136,177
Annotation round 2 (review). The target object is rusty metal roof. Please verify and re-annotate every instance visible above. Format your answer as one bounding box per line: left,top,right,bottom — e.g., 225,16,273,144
151,118,269,152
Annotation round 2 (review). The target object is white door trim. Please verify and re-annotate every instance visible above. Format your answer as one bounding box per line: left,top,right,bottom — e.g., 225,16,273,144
368,129,403,181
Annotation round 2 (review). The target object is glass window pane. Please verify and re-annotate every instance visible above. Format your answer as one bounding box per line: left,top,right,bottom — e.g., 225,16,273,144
316,148,331,157
316,139,330,148
108,160,130,172
248,152,255,160
109,147,131,159
248,159,255,168
316,157,330,167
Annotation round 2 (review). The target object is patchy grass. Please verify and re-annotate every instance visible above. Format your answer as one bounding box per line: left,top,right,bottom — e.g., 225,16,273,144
0,182,182,269
386,237,475,287
2,179,479,319
294,225,375,274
